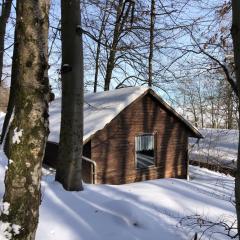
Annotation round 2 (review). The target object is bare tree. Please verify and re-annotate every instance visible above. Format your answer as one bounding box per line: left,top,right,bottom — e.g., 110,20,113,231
0,0,50,239
148,0,155,87
0,0,12,86
177,0,240,235
231,0,240,235
0,32,18,145
92,0,110,92
104,0,135,90
55,0,84,191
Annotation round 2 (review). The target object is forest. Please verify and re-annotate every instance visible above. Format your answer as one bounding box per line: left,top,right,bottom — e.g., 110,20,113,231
0,0,240,239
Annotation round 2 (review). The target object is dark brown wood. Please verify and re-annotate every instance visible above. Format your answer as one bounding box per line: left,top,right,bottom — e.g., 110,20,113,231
43,141,93,183
44,92,194,185
91,93,190,184
43,141,59,168
44,140,91,166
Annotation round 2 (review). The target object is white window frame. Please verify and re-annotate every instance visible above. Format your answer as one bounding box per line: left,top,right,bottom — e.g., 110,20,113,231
135,133,156,169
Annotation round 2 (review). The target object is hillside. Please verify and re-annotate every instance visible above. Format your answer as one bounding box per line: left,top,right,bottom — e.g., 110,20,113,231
189,128,238,170
0,114,237,240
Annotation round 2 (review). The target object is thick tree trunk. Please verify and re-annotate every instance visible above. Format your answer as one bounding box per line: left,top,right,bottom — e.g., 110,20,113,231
0,0,12,85
55,0,84,191
0,0,50,239
148,0,155,87
231,0,240,235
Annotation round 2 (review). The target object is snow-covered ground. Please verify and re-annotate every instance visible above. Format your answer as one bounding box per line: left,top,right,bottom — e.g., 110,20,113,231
0,112,5,127
0,113,238,240
0,149,236,240
189,128,238,170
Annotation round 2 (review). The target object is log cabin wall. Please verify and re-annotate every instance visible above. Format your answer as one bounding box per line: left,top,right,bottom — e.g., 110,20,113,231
91,93,190,184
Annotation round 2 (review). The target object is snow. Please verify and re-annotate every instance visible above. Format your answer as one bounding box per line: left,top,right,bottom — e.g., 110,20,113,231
0,221,21,240
39,168,235,240
0,145,236,239
0,87,201,144
49,86,148,143
0,202,10,215
0,112,5,128
0,151,21,240
189,128,238,170
12,128,23,144
0,101,237,240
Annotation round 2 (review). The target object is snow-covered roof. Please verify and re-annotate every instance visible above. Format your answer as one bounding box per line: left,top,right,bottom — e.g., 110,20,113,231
49,86,202,143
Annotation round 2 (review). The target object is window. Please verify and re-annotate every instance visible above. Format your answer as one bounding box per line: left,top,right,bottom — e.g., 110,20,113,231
135,134,155,169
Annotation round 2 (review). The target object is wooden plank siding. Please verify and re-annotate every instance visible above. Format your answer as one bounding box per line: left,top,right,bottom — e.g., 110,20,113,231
43,92,193,185
91,93,191,184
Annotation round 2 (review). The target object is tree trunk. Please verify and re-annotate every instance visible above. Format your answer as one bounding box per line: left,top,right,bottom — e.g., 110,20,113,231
55,0,84,191
231,0,240,235
189,94,198,127
0,0,12,86
211,100,215,128
226,84,233,129
0,30,18,145
0,0,50,239
148,0,155,87
93,1,109,93
93,33,102,93
197,89,204,128
104,0,132,91
104,0,124,91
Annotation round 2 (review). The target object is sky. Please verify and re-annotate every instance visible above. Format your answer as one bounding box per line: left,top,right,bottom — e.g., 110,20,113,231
1,0,231,107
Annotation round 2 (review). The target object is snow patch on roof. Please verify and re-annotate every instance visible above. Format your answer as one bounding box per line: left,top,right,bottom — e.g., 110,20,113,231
49,87,149,143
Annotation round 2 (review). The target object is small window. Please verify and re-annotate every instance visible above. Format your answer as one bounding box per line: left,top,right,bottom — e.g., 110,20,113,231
135,134,155,169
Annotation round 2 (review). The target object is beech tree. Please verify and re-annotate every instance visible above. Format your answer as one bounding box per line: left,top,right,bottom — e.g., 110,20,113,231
55,0,84,191
0,0,50,239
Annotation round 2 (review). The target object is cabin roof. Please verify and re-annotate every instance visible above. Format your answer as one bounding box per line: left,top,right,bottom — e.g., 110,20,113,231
48,87,202,144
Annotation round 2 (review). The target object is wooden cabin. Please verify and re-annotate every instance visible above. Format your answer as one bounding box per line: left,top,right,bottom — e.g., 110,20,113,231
44,87,202,184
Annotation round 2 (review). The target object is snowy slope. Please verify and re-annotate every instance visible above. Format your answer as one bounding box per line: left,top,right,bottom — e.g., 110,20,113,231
189,128,238,169
0,112,5,128
38,167,236,240
0,147,236,239
0,109,237,239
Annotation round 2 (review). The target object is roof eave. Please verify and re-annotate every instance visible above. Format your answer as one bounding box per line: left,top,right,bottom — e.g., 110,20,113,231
147,89,203,139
